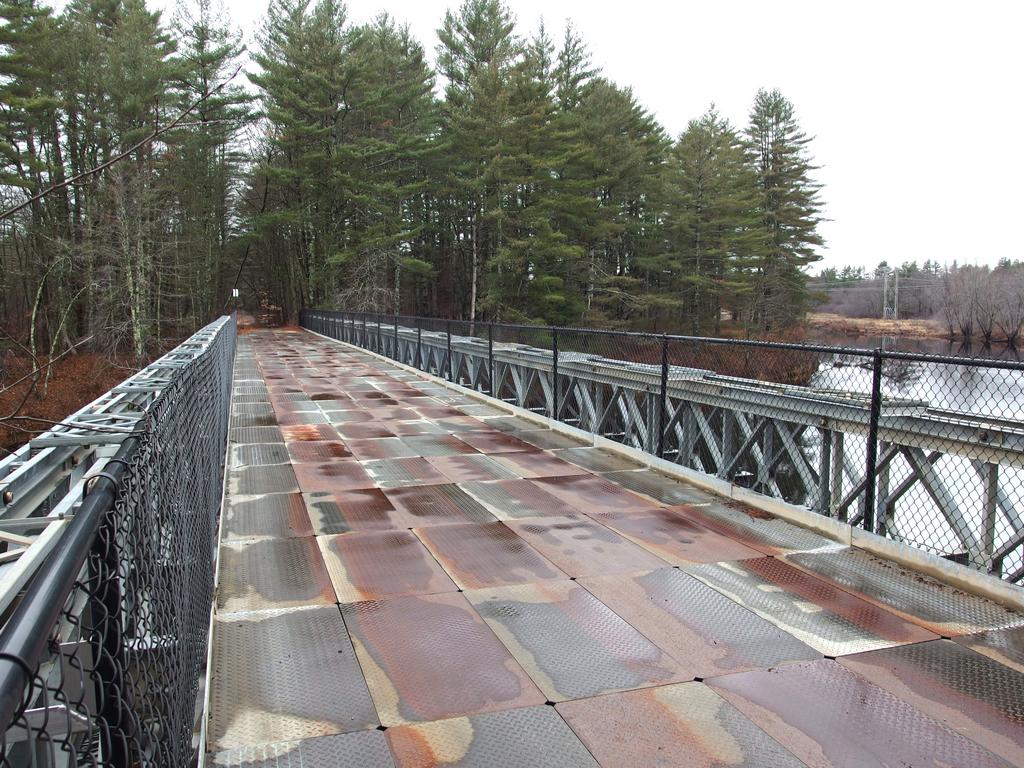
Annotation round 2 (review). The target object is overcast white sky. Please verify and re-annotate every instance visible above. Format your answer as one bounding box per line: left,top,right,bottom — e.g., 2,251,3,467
144,0,1023,272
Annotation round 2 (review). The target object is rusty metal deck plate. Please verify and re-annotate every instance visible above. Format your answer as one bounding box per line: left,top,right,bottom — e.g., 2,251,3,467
282,424,340,442
384,420,448,436
293,459,376,493
229,464,299,496
361,457,450,488
345,437,420,460
337,423,398,439
340,592,545,725
426,454,522,483
230,426,284,444
386,706,598,768
383,484,496,527
839,640,1024,764
594,508,763,566
217,537,336,613
278,410,331,426
517,430,591,450
672,501,843,556
319,531,458,603
223,493,314,540
580,568,820,678
453,430,541,454
599,469,714,506
287,440,354,462
466,580,687,701
304,489,407,534
551,447,645,473
231,442,291,467
507,516,669,578
232,412,277,428
785,547,1024,636
209,606,378,751
415,522,567,589
556,682,805,768
955,626,1024,674
482,416,548,433
533,475,661,514
211,730,395,768
400,434,479,456
686,557,939,656
491,451,590,479
710,659,1012,768
458,479,582,520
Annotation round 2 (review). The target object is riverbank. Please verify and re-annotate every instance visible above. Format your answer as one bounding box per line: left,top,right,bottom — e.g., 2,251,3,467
803,312,949,340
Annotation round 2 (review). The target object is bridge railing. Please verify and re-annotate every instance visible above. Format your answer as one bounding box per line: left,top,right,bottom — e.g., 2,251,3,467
301,309,1024,586
0,315,235,767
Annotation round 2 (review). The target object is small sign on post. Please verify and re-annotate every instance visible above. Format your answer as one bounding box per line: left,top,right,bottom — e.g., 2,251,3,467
232,288,239,298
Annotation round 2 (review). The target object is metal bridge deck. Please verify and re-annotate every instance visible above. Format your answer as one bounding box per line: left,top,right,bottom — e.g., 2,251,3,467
206,329,1024,767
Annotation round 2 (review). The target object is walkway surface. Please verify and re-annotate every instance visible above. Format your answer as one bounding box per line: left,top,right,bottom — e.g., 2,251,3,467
206,328,1024,767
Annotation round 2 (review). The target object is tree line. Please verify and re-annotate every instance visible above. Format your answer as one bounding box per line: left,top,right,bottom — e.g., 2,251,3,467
1,0,825,364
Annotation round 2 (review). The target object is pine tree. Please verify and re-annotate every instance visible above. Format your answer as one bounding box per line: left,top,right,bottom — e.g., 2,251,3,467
744,88,823,331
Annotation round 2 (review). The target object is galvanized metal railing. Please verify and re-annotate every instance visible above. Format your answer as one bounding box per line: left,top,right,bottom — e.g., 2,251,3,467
0,315,235,766
301,309,1024,586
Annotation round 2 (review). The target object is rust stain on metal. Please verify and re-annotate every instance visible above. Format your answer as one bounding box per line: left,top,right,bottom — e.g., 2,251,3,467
303,488,406,535
287,440,353,462
282,424,340,442
425,454,520,483
556,682,806,768
458,479,582,520
217,537,337,613
955,626,1024,674
293,459,376,492
491,451,591,479
384,484,496,526
533,474,660,513
415,522,566,589
710,660,1012,768
839,640,1024,764
319,530,457,603
507,516,668,577
595,508,763,565
223,493,314,540
581,569,820,678
336,423,398,439
455,430,541,454
340,592,545,725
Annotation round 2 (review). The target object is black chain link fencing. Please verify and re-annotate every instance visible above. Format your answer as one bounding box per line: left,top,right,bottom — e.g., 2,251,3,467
0,316,235,766
302,309,1024,585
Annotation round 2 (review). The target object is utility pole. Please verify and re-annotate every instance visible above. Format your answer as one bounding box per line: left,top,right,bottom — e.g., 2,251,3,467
894,270,899,320
882,271,889,319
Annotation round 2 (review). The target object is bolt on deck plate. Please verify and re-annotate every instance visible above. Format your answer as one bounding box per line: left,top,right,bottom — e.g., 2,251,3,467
580,568,820,678
556,682,805,768
466,580,687,702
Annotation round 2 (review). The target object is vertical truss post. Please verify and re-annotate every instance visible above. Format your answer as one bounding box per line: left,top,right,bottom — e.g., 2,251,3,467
862,348,884,533
394,314,399,361
416,319,422,371
488,323,494,396
551,326,559,420
658,335,668,459
446,319,453,381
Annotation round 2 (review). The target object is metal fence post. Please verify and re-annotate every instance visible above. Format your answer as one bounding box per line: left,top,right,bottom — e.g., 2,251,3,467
551,326,559,420
488,323,494,397
362,314,366,348
394,315,399,361
862,349,884,532
658,335,668,459
416,319,422,370
446,319,453,381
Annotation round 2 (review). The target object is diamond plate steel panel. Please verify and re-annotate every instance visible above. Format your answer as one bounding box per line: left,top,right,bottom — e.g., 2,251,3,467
416,522,567,589
385,420,449,436
687,557,939,656
293,459,376,492
304,489,408,534
337,423,402,439
278,410,330,426
217,537,336,613
839,640,1024,764
600,469,713,506
232,413,278,428
556,682,805,768
287,440,354,462
955,626,1024,674
231,442,291,467
454,431,541,454
345,437,420,460
673,501,843,556
211,730,395,768
396,435,478,458
426,454,522,483
518,430,591,450
533,475,660,514
319,531,457,602
458,479,582,520
785,547,1024,636
233,403,274,417
209,606,378,751
595,508,763,566
362,457,450,488
384,484,496,526
229,464,300,496
282,424,340,442
491,451,590,479
231,426,284,444
551,447,645,473
224,493,314,540
386,706,598,768
340,592,545,725
508,516,668,577
581,568,820,678
710,659,1012,768
466,580,687,701
483,416,548,433
456,403,511,418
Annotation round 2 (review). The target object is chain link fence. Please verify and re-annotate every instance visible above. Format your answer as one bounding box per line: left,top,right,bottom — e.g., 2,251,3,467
302,309,1024,585
0,315,235,766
